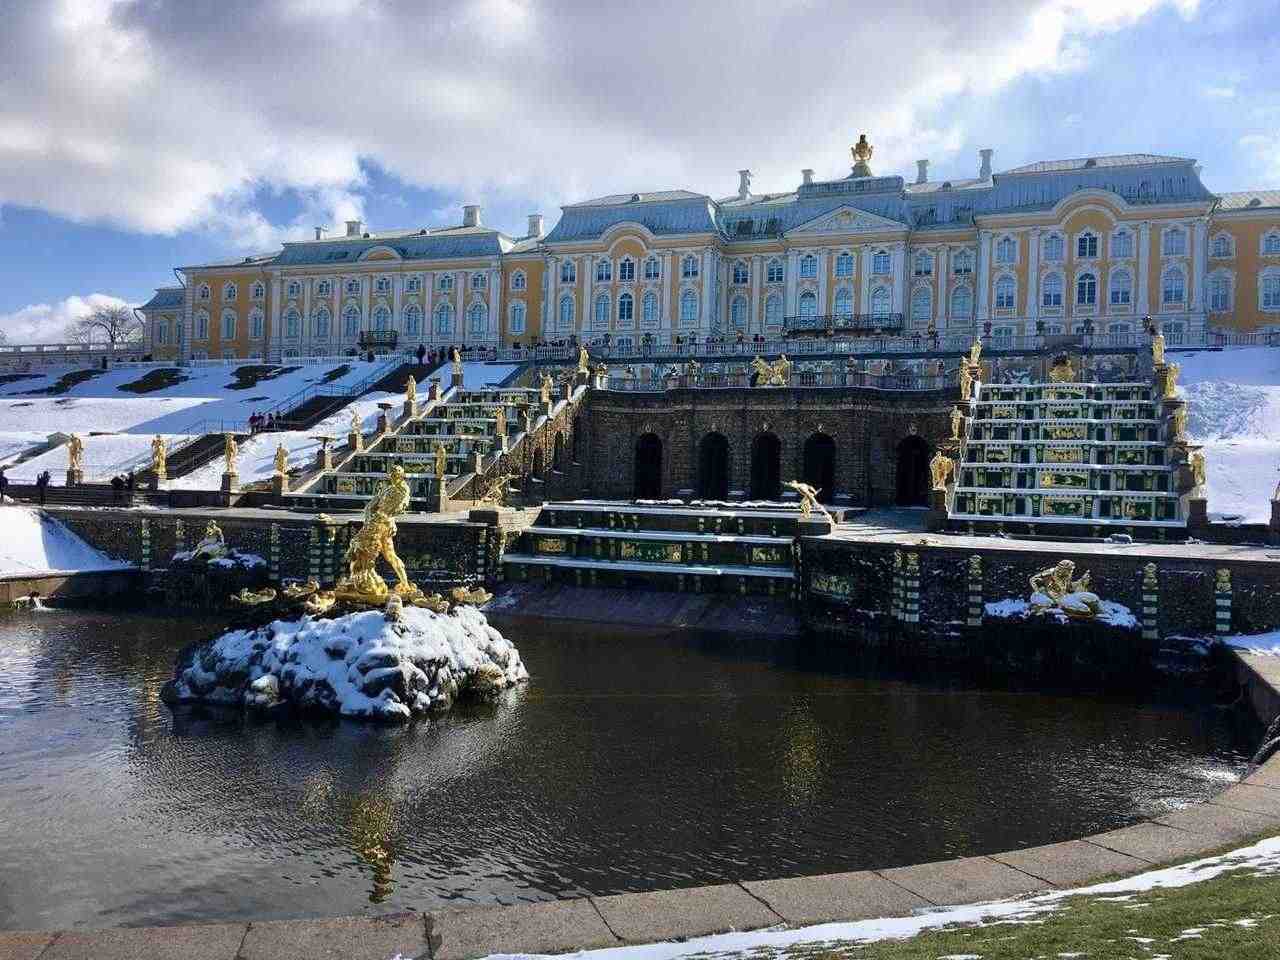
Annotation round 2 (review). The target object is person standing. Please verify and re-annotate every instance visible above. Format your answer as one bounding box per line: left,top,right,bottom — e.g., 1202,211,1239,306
0,465,8,503
35,470,49,505
416,343,426,367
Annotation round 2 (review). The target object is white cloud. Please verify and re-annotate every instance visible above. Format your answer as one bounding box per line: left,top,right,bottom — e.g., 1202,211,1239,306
0,294,133,345
0,0,1199,248
1203,84,1238,99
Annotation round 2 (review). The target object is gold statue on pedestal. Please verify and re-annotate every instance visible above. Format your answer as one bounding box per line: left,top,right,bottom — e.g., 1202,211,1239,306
751,355,791,386
1190,449,1207,489
1028,559,1100,619
1170,406,1187,441
950,406,964,440
335,464,414,603
151,435,167,479
958,363,973,399
929,451,955,491
1151,328,1166,366
1160,361,1180,399
578,346,590,374
968,338,982,367
1048,355,1076,383
434,441,448,479
850,134,873,177
405,375,416,405
539,372,553,404
494,406,506,437
273,443,288,476
67,433,84,473
450,346,462,377
223,433,238,474
784,479,835,524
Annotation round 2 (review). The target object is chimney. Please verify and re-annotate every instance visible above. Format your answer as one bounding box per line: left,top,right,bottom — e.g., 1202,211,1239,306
527,213,544,238
916,159,929,185
463,204,481,227
314,226,327,240
737,169,752,200
345,219,362,237
801,168,815,186
979,148,994,180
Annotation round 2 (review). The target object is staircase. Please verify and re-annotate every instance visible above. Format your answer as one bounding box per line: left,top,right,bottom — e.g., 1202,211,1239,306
501,501,801,595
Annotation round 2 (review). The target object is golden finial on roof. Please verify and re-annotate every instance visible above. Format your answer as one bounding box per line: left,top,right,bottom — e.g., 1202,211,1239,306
851,134,874,177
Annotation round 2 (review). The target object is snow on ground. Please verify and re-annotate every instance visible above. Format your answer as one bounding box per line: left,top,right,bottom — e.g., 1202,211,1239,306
3,433,193,485
461,835,1280,960
0,506,132,576
1223,629,1280,657
0,432,50,466
1179,347,1280,522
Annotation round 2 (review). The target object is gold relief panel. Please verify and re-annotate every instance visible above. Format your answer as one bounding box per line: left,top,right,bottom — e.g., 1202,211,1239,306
750,546,788,566
336,477,357,494
1044,446,1086,464
811,573,854,598
986,446,1011,463
535,537,568,554
1047,425,1087,440
976,495,1006,514
1122,500,1155,521
398,438,418,453
1117,449,1147,465
991,405,1017,419
619,541,683,563
1043,496,1091,517
1039,470,1089,489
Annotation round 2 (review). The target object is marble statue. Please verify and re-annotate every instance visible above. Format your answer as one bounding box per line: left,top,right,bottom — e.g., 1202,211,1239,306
223,433,238,473
1161,361,1180,399
405,374,416,404
539,372,553,404
450,346,462,376
67,433,84,472
1171,406,1187,441
968,338,982,367
784,479,835,524
929,451,955,491
274,443,288,476
151,435,167,478
1028,559,1100,619
578,346,590,374
335,464,413,602
1151,328,1166,366
950,406,964,440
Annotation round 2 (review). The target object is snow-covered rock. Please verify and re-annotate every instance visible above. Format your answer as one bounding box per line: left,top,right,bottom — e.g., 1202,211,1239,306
0,506,131,576
985,595,1137,629
162,605,527,722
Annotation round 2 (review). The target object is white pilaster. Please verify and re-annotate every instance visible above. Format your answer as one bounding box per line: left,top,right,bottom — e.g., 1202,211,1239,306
976,231,991,321
892,242,906,316
392,275,402,336
816,250,829,315
1137,222,1151,315
302,278,312,354
491,265,502,342
750,255,762,331
1191,218,1207,312
583,256,594,336
937,247,949,328
660,251,672,337
424,272,433,343
858,245,871,314
361,277,371,340
786,250,799,317
701,249,714,331
1027,228,1040,325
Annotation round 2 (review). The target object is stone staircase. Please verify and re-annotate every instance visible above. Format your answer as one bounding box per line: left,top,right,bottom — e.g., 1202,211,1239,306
501,501,804,595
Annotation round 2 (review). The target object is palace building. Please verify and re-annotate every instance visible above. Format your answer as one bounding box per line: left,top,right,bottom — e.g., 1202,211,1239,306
137,138,1280,360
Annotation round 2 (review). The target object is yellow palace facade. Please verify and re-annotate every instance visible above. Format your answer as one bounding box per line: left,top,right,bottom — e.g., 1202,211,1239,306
139,139,1280,359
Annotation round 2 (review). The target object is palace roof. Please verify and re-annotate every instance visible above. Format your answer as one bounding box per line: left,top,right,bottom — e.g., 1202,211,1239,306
1217,190,1280,211
138,287,185,311
272,225,511,266
1000,153,1193,175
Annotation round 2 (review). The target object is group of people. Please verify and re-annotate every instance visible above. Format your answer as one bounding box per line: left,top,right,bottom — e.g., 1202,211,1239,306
248,411,282,433
110,472,137,503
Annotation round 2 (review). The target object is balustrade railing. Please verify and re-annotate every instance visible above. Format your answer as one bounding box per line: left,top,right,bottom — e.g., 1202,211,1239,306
605,370,955,393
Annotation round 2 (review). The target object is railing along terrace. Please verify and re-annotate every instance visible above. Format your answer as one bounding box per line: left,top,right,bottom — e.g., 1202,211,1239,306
605,369,955,392
782,313,905,334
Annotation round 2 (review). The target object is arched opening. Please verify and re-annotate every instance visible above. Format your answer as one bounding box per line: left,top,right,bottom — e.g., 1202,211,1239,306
750,432,782,501
803,433,837,504
552,433,565,473
697,432,730,500
634,433,663,499
895,435,930,506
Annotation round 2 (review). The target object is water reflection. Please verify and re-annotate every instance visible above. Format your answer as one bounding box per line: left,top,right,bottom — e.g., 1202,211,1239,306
0,608,1252,931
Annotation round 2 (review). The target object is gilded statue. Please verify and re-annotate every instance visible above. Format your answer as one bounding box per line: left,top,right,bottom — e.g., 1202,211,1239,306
223,433,238,473
968,338,982,367
1161,361,1180,399
1028,559,1100,618
1190,449,1206,488
539,372,554,404
928,451,955,491
958,364,973,399
335,464,413,602
850,133,873,176
1170,406,1187,441
751,355,791,386
479,472,517,506
1151,328,1166,366
67,433,84,473
434,441,448,479
274,443,288,476
405,374,416,404
578,346,590,374
191,521,228,561
950,406,964,440
784,479,835,524
151,435,167,478
450,346,462,376
351,408,362,434
1048,355,1075,383
494,406,506,436
1273,474,1280,503
1216,568,1232,593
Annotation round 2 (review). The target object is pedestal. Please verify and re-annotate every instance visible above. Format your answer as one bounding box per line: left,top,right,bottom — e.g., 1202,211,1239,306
403,400,417,420
542,400,553,419
320,448,333,471
66,468,82,487
1271,499,1280,537
272,474,290,495
378,411,392,435
795,518,831,537
451,370,464,389
348,431,362,452
471,452,483,475
148,474,164,492
925,488,949,532
561,381,573,402
428,379,441,401
1187,496,1208,528
221,472,239,494
497,433,509,453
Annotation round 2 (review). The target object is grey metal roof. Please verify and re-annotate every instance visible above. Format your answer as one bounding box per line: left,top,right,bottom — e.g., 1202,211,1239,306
545,197,719,243
1000,154,1192,175
569,190,708,207
139,287,185,311
274,227,508,266
1217,190,1280,211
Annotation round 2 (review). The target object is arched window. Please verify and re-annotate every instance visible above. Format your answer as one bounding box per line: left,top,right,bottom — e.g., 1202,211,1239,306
1042,273,1064,308
595,259,612,283
371,304,392,331
594,293,610,329
798,290,818,318
558,294,575,330
251,281,265,300
1076,273,1097,306
221,309,237,339
951,286,973,319
511,270,526,291
910,286,932,324
835,252,854,277
467,302,488,335
404,303,422,335
995,275,1016,310
405,276,420,293
765,294,782,327
799,254,817,279
1109,270,1133,306
1264,232,1280,256
1211,233,1234,258
248,308,265,339
223,282,238,301
194,310,209,339
733,260,749,284
435,303,454,334
1161,267,1185,306
952,249,974,275
618,258,636,283
682,255,700,279
644,256,661,280
1162,226,1187,256
834,287,853,317
1208,275,1231,312
618,292,634,325
1043,234,1064,262
1076,231,1098,259
680,289,699,324
471,272,488,291
872,250,891,274
317,280,331,297
197,284,210,301
730,296,748,329
1262,273,1280,310
995,236,1016,264
509,302,526,334
375,276,391,294
282,309,299,340
1111,229,1134,259
560,260,577,284
346,278,362,296
913,251,933,276
313,306,331,338
766,259,784,283
870,286,891,316
343,304,361,337
642,291,659,325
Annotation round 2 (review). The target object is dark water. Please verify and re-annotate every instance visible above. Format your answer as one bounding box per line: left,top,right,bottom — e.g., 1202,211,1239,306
0,609,1251,930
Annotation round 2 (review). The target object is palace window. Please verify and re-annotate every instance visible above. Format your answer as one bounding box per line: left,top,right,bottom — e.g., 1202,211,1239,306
509,302,526,334
619,258,636,283
438,274,454,293
1161,267,1185,306
765,294,782,327
872,250,891,274
799,254,817,279
221,282,236,302
1042,273,1063,308
343,305,361,337
1043,234,1064,262
835,252,854,277
644,256,661,281
995,276,1016,310
371,304,392,331
952,249,974,275
798,290,818,318
593,294,610,329
406,276,421,293
284,309,300,339
195,311,209,340
468,301,488,335
913,251,933,277
221,310,237,339
313,306,331,338
1162,225,1187,256
995,236,1016,264
682,255,700,279
249,309,265,340
834,287,853,317
618,292,634,325
733,260,749,284
596,259,613,283
1111,229,1134,258
346,278,362,296
560,260,577,284
910,286,932,325
197,284,211,301
1076,273,1097,306
870,286,891,316
251,282,265,300
471,272,488,291
951,286,973,319
317,280,331,297
680,289,699,324
1109,270,1132,306
155,321,168,345
435,303,454,334
510,271,526,291
286,280,301,299
1208,275,1231,312
558,295,574,330
1076,232,1098,259
730,296,748,330
1262,274,1280,310
642,291,659,325
766,258,784,283
1264,232,1280,255
375,276,391,294
1211,234,1234,258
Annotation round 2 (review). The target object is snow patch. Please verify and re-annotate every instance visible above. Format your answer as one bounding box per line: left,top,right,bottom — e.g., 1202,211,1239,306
0,506,131,576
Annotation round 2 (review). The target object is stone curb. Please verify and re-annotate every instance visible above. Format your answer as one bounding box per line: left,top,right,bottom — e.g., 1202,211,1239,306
4,649,1278,960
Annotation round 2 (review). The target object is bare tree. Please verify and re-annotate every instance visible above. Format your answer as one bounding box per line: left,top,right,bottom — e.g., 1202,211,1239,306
67,305,142,346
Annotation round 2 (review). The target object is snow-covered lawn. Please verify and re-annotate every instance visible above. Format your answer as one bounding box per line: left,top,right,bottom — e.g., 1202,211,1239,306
1223,629,1280,657
0,507,132,576
0,431,50,466
3,433,193,484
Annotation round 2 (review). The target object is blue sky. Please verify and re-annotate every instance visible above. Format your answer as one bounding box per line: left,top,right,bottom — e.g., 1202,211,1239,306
1,0,1277,340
